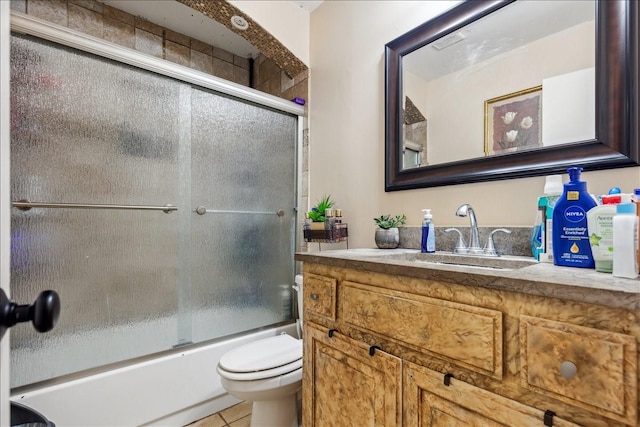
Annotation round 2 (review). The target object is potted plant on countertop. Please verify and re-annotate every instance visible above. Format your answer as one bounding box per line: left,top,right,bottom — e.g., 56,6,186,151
373,214,406,249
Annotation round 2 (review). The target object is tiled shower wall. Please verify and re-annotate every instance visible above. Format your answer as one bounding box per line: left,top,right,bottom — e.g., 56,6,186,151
9,0,309,105
253,53,309,102
10,0,311,250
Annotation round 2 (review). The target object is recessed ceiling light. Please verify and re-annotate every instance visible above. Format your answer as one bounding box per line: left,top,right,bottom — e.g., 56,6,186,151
231,15,249,31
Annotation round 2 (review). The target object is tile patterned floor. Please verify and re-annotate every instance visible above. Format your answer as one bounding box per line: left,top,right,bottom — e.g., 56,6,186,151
186,401,252,427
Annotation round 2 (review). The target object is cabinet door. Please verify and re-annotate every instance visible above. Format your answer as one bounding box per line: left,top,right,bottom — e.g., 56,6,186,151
404,362,581,427
303,324,402,426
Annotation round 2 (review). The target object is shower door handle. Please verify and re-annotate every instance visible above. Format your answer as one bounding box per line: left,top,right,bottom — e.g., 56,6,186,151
0,289,61,340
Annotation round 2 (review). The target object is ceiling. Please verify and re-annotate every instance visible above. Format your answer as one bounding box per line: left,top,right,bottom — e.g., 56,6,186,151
102,1,322,59
289,1,324,13
102,1,258,57
403,1,595,82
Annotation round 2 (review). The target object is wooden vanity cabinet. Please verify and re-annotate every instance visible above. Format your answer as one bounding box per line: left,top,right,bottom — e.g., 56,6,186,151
302,323,402,426
338,280,503,379
404,362,580,427
304,273,337,320
301,262,639,427
519,315,637,425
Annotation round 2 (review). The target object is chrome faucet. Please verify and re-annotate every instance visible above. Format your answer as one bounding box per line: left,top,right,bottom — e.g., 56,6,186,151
455,203,483,254
446,204,512,256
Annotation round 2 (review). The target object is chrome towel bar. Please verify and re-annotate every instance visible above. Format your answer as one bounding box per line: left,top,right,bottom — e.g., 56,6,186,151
195,206,285,217
12,200,177,213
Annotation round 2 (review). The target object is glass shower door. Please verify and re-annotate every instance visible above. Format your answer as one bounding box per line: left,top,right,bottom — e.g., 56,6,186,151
10,34,185,387
189,87,298,344
10,32,299,388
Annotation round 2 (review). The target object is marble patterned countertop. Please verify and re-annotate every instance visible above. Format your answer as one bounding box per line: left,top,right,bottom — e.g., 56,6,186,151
295,248,640,311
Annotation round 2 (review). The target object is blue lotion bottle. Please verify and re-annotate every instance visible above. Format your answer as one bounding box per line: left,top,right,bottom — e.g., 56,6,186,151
552,167,598,268
421,209,436,253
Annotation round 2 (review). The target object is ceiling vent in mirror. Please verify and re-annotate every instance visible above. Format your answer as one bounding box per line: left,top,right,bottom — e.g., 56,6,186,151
431,32,466,51
231,15,249,31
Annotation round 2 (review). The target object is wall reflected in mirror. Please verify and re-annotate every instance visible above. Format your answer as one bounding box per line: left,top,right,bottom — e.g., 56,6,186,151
401,0,595,170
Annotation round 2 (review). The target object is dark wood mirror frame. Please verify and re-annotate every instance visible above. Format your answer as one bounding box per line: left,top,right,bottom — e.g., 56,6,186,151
385,0,639,191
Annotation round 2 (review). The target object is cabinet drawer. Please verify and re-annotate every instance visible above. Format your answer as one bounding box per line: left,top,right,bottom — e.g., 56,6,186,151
339,281,503,378
304,273,337,320
404,362,580,427
520,315,637,425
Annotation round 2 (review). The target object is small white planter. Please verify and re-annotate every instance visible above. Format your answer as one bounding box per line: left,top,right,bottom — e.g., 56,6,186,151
375,228,400,249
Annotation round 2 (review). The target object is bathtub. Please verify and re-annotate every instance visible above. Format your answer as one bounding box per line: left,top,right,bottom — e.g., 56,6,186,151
10,323,297,426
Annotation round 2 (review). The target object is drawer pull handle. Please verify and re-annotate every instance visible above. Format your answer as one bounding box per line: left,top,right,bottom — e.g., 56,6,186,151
328,328,338,338
559,361,577,379
310,294,319,301
544,409,555,427
369,345,381,356
443,373,454,386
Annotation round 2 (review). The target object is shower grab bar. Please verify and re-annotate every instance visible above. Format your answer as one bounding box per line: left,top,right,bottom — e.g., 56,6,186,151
12,200,177,213
195,206,285,217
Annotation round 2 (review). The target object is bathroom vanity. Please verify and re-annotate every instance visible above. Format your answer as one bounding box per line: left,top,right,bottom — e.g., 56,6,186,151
295,249,640,426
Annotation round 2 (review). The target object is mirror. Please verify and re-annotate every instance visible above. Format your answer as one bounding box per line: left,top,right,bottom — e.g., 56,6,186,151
385,0,639,191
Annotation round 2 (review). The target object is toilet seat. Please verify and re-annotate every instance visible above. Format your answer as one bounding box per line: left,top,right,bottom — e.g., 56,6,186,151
218,358,302,381
217,334,302,381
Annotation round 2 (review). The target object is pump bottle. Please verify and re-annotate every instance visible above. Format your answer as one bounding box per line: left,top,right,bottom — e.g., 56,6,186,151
421,209,436,253
551,167,598,268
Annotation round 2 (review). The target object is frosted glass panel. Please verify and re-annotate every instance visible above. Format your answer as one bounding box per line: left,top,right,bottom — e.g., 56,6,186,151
10,34,183,387
9,33,298,388
190,88,297,343
11,35,180,205
11,210,179,387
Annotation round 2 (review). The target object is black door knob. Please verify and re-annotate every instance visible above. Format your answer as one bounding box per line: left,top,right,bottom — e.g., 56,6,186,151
0,289,60,339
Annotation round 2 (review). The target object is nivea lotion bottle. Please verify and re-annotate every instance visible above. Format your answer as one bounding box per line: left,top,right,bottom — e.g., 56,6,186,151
552,167,598,268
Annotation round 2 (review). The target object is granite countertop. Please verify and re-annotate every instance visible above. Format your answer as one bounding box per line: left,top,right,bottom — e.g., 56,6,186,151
295,249,640,311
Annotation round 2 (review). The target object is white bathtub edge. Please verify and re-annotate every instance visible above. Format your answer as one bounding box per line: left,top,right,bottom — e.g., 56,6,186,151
11,324,296,426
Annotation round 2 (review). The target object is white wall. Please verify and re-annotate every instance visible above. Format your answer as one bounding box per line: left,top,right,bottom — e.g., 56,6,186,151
309,1,640,248
228,0,310,66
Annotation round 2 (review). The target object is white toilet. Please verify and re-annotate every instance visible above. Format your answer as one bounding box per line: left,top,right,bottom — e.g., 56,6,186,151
217,275,304,427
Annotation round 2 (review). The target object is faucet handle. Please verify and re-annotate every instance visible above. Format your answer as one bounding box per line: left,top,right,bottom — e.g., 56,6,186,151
445,228,468,254
484,228,511,257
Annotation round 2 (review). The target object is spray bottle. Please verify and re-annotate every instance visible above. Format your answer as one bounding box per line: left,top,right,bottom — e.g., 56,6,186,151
531,175,563,262
421,209,436,253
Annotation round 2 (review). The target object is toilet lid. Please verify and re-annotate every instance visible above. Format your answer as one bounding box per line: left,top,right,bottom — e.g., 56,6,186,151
217,358,302,381
219,334,302,373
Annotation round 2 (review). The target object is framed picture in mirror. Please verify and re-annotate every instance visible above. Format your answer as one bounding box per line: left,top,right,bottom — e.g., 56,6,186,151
484,86,542,155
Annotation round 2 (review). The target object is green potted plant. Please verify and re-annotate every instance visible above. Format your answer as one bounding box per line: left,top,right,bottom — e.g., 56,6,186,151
373,214,406,249
307,195,334,230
